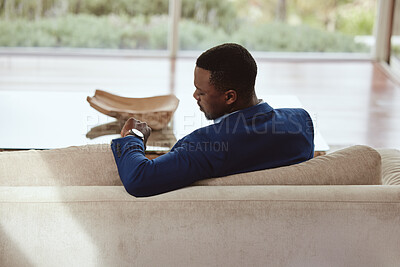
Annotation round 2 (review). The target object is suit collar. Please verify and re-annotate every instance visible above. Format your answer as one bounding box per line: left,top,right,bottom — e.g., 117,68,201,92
215,101,274,124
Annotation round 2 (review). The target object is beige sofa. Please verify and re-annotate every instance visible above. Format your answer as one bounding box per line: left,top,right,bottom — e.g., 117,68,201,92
1,145,399,267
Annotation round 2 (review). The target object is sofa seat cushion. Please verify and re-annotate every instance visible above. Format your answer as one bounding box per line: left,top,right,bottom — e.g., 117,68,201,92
195,145,382,186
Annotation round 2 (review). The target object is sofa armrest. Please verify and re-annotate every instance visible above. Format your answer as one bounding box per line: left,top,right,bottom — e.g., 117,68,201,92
377,148,400,185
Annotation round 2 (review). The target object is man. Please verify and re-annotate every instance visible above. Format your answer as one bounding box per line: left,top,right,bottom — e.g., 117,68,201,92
111,43,314,197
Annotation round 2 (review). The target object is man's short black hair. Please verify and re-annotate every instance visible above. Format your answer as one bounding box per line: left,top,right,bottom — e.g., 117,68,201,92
196,43,257,100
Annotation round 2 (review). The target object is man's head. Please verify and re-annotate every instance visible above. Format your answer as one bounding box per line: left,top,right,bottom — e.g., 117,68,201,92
193,43,258,120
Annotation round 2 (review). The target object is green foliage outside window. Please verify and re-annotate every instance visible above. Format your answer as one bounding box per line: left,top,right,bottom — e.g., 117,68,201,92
0,0,375,52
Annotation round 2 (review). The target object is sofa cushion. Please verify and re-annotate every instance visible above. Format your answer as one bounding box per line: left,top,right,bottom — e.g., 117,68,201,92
0,144,121,186
377,148,400,185
194,145,382,186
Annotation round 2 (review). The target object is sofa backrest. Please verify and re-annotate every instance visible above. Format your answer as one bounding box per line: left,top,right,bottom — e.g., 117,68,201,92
0,144,121,186
0,144,383,186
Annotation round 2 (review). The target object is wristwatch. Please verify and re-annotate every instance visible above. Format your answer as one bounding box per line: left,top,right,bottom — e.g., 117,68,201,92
127,128,144,141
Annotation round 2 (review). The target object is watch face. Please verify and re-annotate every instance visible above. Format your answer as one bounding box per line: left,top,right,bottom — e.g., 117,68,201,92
131,129,144,139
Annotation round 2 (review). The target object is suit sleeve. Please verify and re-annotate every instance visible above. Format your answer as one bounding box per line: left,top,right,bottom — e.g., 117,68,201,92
110,135,225,197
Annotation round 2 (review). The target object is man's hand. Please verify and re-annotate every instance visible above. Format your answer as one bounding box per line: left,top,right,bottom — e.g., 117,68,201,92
121,117,152,147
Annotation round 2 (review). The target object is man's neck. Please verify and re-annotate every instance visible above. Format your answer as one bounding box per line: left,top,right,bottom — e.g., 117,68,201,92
214,95,261,124
228,94,259,113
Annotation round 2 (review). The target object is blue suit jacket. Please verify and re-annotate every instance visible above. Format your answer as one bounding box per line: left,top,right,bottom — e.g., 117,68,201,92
111,103,314,197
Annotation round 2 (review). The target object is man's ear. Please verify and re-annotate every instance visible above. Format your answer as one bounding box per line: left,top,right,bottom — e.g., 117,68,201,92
225,90,237,105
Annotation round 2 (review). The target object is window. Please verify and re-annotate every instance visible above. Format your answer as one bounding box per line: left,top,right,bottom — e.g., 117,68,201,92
0,0,169,50
0,0,379,54
179,0,377,53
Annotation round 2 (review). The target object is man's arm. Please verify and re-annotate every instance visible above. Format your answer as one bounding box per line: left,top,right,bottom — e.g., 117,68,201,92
111,135,223,197
112,118,224,197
